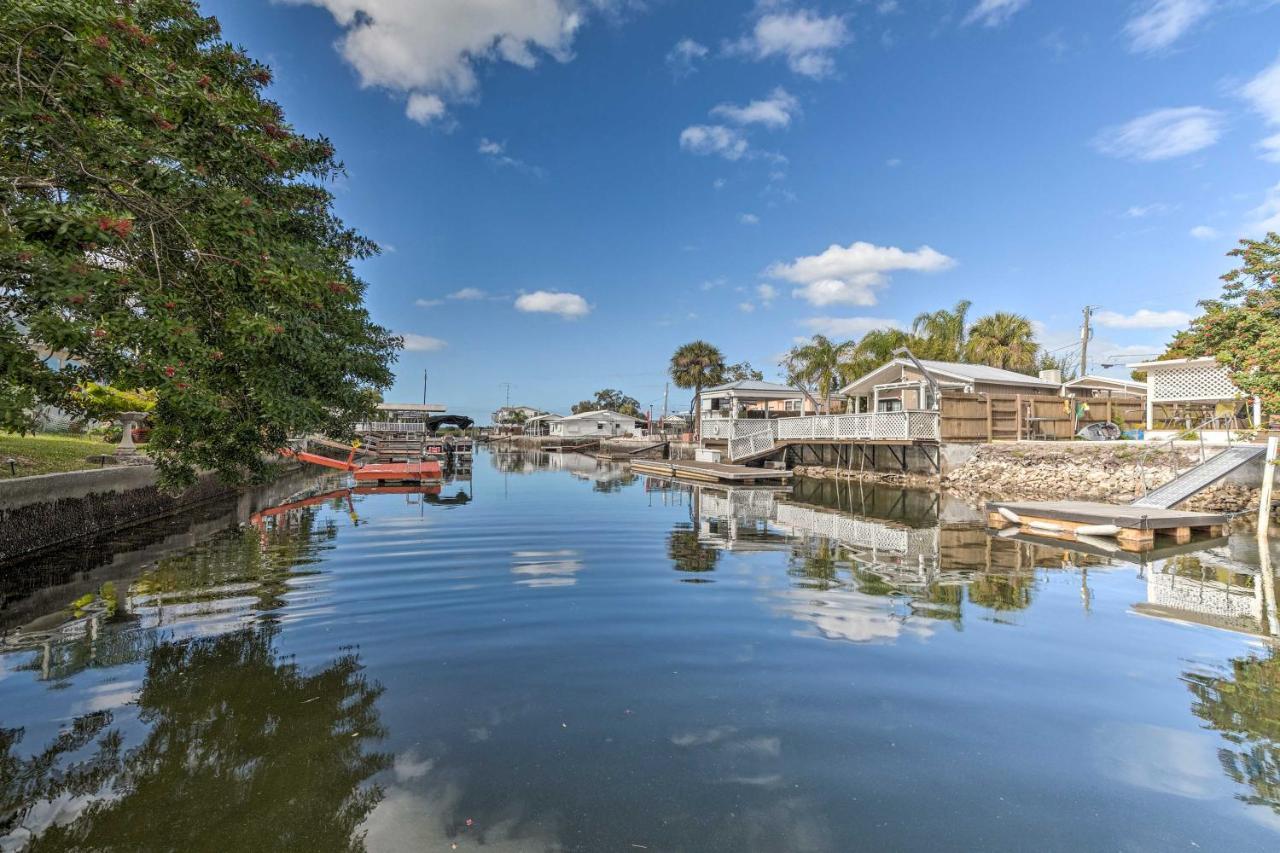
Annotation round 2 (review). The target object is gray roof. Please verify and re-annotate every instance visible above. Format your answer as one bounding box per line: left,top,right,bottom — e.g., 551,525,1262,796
840,358,1060,396
913,360,1061,387
703,379,802,394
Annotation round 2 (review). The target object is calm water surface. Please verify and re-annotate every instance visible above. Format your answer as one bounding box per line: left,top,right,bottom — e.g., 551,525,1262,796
2,449,1279,851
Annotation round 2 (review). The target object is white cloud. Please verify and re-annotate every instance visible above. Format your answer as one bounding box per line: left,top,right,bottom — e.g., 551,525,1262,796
414,298,444,308
286,0,607,125
885,157,902,167
699,277,726,291
1241,54,1280,161
449,287,487,300
1245,182,1280,235
399,332,448,351
768,240,956,307
964,0,1030,28
514,290,591,318
1094,309,1192,329
738,301,756,313
739,212,760,225
877,1,900,13
1189,225,1219,240
756,283,778,303
712,177,727,190
802,316,902,337
1241,54,1280,122
727,9,850,79
666,38,708,77
1258,132,1280,163
477,137,545,176
1093,107,1223,161
711,88,800,129
405,92,446,125
1124,0,1211,53
679,124,749,160
1125,203,1176,218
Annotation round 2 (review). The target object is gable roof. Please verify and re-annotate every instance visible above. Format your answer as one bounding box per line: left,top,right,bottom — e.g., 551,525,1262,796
702,379,803,396
840,358,1060,396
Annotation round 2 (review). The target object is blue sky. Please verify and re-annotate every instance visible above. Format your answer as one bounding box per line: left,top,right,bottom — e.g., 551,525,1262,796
203,0,1280,421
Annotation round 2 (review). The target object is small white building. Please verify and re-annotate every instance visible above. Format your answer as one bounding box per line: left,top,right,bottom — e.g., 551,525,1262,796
1130,356,1262,436
522,413,563,436
549,410,641,438
1061,375,1147,398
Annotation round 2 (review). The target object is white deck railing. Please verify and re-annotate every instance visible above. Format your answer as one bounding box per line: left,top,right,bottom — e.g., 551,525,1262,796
712,412,940,460
774,411,939,442
355,421,429,432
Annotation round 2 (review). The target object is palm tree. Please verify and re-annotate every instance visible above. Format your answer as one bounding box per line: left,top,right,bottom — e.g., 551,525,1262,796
840,327,913,392
669,340,726,437
965,312,1039,374
783,335,855,412
911,299,971,361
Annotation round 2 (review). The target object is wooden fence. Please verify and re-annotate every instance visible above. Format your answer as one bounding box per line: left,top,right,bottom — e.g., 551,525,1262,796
940,394,1151,443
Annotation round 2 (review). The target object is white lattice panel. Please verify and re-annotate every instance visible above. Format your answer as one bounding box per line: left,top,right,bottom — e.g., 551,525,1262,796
1149,362,1240,402
773,505,938,558
1146,573,1261,622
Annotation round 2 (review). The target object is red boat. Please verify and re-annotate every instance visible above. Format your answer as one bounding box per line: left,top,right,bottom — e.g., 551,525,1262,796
279,446,443,484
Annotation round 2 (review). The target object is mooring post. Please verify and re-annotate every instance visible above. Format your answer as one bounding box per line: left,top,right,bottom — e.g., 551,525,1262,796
1258,435,1278,537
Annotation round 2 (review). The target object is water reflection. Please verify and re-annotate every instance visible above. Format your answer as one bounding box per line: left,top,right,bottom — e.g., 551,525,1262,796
0,626,389,851
2,451,1279,849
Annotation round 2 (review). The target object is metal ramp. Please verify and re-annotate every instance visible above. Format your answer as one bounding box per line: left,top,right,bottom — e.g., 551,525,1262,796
1131,444,1265,509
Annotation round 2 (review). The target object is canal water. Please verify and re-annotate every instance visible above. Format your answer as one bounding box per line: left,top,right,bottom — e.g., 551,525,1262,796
2,449,1278,851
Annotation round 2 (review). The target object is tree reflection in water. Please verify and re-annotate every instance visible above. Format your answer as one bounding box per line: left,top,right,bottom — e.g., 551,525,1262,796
0,626,390,851
1185,648,1280,814
667,524,719,576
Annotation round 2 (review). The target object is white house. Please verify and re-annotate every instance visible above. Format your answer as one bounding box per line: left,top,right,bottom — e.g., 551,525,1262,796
549,410,641,438
839,359,1062,412
522,413,563,436
1061,375,1147,398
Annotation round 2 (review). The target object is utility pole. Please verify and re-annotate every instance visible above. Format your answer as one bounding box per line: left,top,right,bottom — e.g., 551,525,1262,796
1080,306,1094,378
499,382,512,411
662,382,669,423
422,369,428,406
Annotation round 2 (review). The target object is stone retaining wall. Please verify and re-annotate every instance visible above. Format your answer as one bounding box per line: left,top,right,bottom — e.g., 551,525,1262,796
796,442,1272,517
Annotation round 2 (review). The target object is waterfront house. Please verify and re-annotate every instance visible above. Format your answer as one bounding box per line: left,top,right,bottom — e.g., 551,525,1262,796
699,380,830,423
492,405,546,425
549,410,640,438
522,413,563,436
839,359,1062,412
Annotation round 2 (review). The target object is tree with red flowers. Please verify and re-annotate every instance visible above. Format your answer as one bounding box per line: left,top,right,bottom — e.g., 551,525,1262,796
1,0,399,486
1166,232,1280,417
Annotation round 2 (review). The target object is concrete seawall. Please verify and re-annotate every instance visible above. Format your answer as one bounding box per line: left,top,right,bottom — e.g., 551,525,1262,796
0,463,301,565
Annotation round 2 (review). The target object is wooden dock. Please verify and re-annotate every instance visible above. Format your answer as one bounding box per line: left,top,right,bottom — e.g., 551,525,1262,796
986,500,1229,552
631,459,792,484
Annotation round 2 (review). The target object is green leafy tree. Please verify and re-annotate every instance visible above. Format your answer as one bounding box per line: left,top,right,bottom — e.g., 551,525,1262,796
724,361,764,382
911,299,971,361
782,335,854,412
669,340,725,437
573,388,640,417
965,312,1039,374
1166,233,1280,415
1035,351,1078,381
1,0,398,487
70,382,156,419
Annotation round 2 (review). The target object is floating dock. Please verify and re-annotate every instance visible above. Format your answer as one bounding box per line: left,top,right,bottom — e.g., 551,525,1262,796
986,500,1229,552
631,459,792,485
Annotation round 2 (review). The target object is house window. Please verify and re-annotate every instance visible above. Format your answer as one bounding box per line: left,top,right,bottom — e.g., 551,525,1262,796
784,399,803,412
877,398,902,413
597,422,605,430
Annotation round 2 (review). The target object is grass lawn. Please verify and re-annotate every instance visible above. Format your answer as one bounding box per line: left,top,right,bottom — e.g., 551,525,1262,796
0,433,118,477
